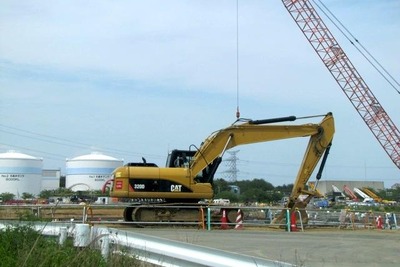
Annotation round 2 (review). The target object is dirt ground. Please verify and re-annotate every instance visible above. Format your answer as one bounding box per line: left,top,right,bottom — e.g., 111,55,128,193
0,204,125,221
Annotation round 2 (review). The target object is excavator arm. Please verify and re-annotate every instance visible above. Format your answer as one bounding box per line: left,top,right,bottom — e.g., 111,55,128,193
189,113,334,194
286,129,332,213
189,112,334,225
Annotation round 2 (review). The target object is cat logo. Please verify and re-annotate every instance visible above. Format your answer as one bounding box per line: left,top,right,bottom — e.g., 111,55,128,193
171,185,182,192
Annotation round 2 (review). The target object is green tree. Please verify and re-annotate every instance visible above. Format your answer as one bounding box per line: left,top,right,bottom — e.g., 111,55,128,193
215,191,239,203
0,192,15,202
90,189,108,196
235,178,274,193
38,188,76,200
211,178,296,204
249,179,274,191
21,192,35,199
270,191,284,203
275,184,293,195
233,178,276,203
379,188,400,201
38,189,53,199
53,188,73,196
240,188,258,203
213,178,230,194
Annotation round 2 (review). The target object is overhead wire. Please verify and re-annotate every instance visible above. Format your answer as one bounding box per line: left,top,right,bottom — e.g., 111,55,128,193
0,142,67,161
312,0,400,95
231,157,396,182
0,128,89,150
0,124,163,160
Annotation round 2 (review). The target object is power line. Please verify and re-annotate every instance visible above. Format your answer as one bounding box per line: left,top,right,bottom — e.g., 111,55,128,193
313,0,400,95
0,142,67,161
0,123,163,159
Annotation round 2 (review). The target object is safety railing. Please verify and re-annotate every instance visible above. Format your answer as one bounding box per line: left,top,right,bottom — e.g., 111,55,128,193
1,203,399,231
0,221,295,267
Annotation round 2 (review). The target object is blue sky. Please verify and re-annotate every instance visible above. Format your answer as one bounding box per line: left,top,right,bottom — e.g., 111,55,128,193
1,0,399,188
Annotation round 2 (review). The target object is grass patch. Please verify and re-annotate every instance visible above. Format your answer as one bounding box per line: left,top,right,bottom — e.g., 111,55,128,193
0,224,142,267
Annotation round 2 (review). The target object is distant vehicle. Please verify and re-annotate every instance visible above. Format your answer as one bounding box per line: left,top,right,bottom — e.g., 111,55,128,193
343,185,358,201
353,187,374,203
70,195,98,204
335,196,347,204
331,185,346,197
313,199,329,208
280,197,289,206
213,198,230,205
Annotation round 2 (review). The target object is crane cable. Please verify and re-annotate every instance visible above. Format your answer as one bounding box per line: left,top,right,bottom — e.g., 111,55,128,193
312,0,400,95
235,0,241,119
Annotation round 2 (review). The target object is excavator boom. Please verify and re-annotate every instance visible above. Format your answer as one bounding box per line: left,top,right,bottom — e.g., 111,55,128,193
190,114,334,179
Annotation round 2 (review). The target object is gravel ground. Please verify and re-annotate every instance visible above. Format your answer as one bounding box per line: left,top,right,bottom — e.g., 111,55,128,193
130,227,400,267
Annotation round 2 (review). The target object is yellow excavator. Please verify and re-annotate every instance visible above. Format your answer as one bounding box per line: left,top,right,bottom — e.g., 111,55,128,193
105,112,335,224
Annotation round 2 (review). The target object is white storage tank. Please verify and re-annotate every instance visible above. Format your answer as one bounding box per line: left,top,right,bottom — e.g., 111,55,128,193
66,152,123,191
0,150,43,197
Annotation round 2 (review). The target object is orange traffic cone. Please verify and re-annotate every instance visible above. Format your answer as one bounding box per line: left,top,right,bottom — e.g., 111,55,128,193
234,209,243,230
290,211,298,232
221,209,228,230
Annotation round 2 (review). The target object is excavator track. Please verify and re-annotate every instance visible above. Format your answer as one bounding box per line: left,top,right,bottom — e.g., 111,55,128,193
123,203,240,226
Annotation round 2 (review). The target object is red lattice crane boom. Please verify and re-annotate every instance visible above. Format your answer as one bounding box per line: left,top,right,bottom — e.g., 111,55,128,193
281,0,400,169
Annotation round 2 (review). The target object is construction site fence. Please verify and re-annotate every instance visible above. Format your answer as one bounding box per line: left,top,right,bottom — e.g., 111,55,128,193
0,204,399,230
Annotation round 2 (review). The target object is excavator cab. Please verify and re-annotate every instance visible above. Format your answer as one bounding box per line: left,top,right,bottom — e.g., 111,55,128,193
166,149,194,168
166,149,221,184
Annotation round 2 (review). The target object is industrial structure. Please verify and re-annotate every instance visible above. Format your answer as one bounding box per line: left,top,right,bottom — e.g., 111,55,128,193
0,150,124,196
314,180,384,196
0,150,43,196
66,152,123,191
41,169,61,190
222,150,240,182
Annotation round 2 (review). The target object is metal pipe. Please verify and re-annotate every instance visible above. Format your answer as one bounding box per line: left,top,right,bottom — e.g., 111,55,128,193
249,116,296,125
